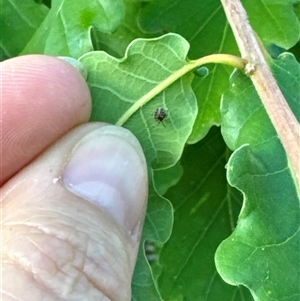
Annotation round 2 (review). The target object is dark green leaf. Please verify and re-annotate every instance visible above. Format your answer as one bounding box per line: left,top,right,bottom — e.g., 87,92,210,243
153,161,183,196
0,0,48,59
155,127,253,301
288,42,300,62
215,53,300,301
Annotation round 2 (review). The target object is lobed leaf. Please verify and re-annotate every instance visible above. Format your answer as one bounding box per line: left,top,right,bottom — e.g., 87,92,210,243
79,33,198,300
138,0,239,142
2,2,299,300
132,178,173,300
154,127,254,301
22,0,124,58
79,33,198,169
215,53,300,301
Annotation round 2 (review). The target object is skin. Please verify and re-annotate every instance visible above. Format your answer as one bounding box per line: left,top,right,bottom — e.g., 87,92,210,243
1,55,148,300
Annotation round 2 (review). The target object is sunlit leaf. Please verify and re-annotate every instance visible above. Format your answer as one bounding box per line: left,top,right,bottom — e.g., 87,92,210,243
79,33,198,169
22,0,124,58
242,0,300,49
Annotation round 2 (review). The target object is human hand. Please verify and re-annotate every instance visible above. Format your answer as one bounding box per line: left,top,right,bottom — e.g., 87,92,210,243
1,55,148,300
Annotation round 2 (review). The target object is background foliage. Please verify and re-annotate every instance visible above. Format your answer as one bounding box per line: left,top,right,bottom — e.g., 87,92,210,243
1,0,299,300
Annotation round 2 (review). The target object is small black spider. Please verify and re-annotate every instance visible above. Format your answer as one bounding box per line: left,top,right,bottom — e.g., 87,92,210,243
154,107,168,126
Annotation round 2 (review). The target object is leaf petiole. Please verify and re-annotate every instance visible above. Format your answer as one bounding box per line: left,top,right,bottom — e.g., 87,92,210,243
116,54,247,126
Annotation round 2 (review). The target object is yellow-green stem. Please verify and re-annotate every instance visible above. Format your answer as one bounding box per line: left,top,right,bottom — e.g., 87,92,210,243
116,54,247,126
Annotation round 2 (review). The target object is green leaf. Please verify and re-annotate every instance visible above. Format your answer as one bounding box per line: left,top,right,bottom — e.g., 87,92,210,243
190,55,237,142
92,0,155,58
79,33,198,169
155,127,253,301
138,0,230,58
153,161,183,196
0,0,48,60
288,42,300,62
220,53,300,149
2,3,299,300
79,33,198,300
215,53,300,301
270,54,300,120
138,0,239,142
132,178,173,301
138,0,299,142
132,245,163,301
138,0,299,54
242,0,300,49
22,0,124,58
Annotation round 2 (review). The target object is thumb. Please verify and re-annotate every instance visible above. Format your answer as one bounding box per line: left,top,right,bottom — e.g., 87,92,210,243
2,123,148,301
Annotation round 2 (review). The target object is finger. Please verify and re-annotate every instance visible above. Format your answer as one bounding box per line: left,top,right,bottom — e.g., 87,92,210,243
1,123,148,301
1,55,91,185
